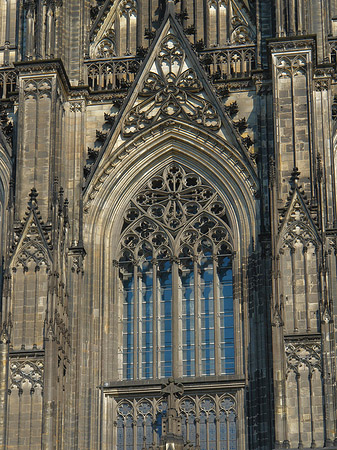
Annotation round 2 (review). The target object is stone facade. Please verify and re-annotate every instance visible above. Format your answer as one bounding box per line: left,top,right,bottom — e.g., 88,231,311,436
0,0,337,449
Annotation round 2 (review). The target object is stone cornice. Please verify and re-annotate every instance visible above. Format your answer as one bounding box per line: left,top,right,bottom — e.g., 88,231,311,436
14,59,71,92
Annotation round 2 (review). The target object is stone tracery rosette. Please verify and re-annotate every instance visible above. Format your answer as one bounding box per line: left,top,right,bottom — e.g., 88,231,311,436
9,359,44,394
120,163,232,253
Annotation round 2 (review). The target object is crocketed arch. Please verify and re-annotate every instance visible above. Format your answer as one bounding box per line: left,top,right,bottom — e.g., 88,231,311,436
84,129,255,450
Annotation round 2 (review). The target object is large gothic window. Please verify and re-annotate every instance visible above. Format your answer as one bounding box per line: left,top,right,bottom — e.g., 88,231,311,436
117,163,235,381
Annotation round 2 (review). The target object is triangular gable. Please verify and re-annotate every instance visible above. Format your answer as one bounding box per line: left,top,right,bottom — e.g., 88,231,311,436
10,191,52,268
277,186,320,247
85,1,256,189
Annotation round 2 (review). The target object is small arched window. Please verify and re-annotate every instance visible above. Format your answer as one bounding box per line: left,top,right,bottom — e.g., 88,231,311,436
117,163,235,381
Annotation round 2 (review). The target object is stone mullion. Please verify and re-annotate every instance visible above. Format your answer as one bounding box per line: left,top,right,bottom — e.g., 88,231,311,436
216,2,220,47
0,330,9,447
36,1,46,58
213,256,220,375
152,260,158,379
275,0,283,36
109,261,118,380
112,398,117,449
204,1,210,48
42,329,58,448
136,0,143,49
46,6,54,58
22,269,27,348
319,0,329,63
54,3,62,59
194,255,200,377
126,12,130,55
17,1,24,61
288,0,296,34
226,412,230,450
308,371,316,447
215,396,220,450
123,417,127,449
194,0,202,44
273,250,288,447
289,68,298,170
303,246,311,332
321,316,336,446
33,267,38,347
227,0,232,42
26,5,36,60
272,321,287,446
316,84,337,226
290,247,298,332
133,263,138,380
132,402,137,449
116,13,121,57
195,397,200,448
296,372,303,448
172,258,180,378
64,250,84,449
296,0,303,34
5,0,11,61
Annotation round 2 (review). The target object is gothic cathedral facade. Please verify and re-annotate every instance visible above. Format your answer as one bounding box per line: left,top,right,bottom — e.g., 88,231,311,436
0,0,337,449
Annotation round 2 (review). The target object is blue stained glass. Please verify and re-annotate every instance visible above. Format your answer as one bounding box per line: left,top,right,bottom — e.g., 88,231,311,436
120,219,235,381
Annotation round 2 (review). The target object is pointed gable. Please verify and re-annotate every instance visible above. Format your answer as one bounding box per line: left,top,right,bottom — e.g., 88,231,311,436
122,30,222,136
85,1,256,190
10,189,52,270
278,184,320,249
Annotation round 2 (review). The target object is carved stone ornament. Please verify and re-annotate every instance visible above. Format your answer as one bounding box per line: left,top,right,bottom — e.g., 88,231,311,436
9,359,44,394
285,342,321,374
314,78,329,91
23,78,53,99
280,194,318,249
275,54,307,78
122,34,221,136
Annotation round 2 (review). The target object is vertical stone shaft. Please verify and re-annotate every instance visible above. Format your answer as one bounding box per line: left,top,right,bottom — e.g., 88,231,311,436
0,331,9,447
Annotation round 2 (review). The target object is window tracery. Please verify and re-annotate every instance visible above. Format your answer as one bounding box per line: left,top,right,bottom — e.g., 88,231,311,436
117,163,235,381
94,38,116,58
110,393,237,449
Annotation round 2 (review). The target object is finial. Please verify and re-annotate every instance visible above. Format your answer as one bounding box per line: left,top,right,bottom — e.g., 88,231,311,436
29,187,39,203
167,0,175,14
290,167,300,187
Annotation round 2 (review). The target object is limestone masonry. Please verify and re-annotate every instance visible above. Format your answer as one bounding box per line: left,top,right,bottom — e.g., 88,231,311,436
0,0,337,449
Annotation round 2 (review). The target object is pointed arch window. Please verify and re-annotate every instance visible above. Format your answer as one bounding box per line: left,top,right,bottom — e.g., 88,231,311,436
117,163,235,380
